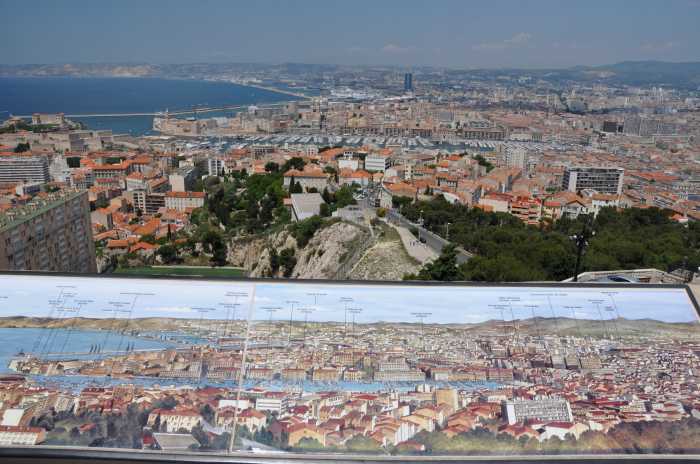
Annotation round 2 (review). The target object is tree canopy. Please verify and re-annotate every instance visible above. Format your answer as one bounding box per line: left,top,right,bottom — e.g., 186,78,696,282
403,196,699,282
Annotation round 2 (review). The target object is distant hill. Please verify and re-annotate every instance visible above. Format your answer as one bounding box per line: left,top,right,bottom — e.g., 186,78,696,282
578,61,700,88
1,61,699,89
1,316,696,339
0,316,187,331
459,316,699,339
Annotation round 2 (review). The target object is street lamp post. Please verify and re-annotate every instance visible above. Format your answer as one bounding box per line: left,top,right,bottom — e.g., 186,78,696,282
571,219,595,282
418,209,424,243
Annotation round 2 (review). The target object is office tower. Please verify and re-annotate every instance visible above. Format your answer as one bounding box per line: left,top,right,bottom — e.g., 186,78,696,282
0,190,97,272
562,167,624,195
404,72,413,92
0,155,50,185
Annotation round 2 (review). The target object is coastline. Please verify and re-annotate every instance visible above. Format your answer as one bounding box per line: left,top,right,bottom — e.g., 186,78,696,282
0,76,305,135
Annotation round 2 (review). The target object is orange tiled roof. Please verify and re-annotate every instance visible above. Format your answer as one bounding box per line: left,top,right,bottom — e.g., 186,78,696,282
165,191,205,198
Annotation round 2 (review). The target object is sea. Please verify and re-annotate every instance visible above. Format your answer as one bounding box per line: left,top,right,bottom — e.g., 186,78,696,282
0,328,502,394
0,77,299,136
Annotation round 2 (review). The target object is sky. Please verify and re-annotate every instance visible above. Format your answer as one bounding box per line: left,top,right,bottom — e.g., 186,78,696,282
1,1,699,68
0,275,698,324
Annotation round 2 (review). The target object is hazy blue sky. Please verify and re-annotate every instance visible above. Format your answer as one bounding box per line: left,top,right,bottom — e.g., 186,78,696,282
1,1,699,68
0,275,698,324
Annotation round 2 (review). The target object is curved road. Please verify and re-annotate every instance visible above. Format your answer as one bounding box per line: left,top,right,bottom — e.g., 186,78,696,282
386,209,473,264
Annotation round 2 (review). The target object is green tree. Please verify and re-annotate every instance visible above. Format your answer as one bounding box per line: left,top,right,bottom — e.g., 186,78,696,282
283,157,306,172
345,435,382,453
323,165,339,182
153,396,178,410
157,244,178,264
210,242,228,267
392,195,413,210
334,185,357,209
66,156,81,168
14,142,30,153
407,244,462,281
269,247,280,274
290,215,324,248
94,197,109,209
290,178,303,194
473,154,494,172
279,248,297,277
140,234,156,244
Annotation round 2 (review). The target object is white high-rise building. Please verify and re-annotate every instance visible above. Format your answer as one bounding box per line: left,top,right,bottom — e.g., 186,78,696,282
0,155,50,185
207,158,225,176
504,398,573,425
504,147,527,171
563,167,624,195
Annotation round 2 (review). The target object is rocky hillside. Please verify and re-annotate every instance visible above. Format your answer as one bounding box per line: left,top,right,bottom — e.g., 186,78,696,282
227,220,372,279
0,316,188,330
348,224,421,281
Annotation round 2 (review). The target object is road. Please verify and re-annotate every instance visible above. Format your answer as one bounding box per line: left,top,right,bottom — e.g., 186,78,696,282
392,223,437,264
386,209,473,264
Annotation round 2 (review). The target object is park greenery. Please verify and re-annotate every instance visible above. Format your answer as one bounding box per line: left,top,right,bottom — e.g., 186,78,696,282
143,159,348,270
404,196,700,282
473,154,494,172
0,120,57,134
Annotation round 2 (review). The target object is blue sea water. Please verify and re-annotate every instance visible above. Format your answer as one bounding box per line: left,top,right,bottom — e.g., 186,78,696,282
0,77,298,136
0,328,502,393
0,328,174,374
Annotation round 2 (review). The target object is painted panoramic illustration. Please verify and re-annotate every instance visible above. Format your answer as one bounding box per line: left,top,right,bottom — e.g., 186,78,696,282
0,274,699,456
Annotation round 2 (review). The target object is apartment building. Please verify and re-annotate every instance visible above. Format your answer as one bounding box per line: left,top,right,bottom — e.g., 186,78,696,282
164,191,205,211
503,398,573,425
132,191,166,215
283,166,328,191
365,153,392,173
255,396,288,415
0,190,97,273
147,409,201,433
504,146,527,171
0,155,50,185
169,167,197,192
0,426,46,445
207,157,225,176
562,167,624,195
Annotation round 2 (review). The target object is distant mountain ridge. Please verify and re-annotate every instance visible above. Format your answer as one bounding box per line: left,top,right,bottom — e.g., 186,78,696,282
1,61,699,88
0,315,696,339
